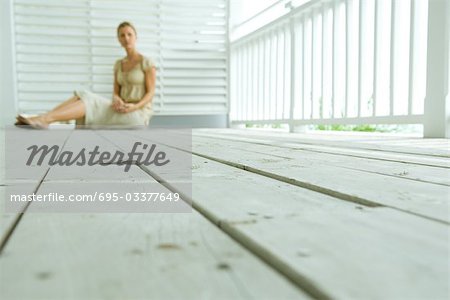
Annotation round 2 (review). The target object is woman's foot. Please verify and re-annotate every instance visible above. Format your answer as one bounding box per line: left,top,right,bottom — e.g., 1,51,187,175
16,115,49,129
15,117,26,126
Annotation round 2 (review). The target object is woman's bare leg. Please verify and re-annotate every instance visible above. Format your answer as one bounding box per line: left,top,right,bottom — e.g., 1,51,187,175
24,99,86,125
42,99,86,123
16,95,80,122
48,95,80,112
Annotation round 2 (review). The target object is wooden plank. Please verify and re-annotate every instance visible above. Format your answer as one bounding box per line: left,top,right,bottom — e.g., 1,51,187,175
0,187,18,246
1,128,71,246
0,183,38,252
149,151,448,299
0,128,136,229
36,129,192,213
195,129,450,158
0,131,309,300
194,129,450,164
0,195,307,299
192,133,450,186
4,127,72,184
189,135,449,223
129,130,448,223
0,131,12,239
100,130,449,299
1,127,71,246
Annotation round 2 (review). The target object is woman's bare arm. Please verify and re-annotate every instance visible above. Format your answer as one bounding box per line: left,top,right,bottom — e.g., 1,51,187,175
112,67,125,111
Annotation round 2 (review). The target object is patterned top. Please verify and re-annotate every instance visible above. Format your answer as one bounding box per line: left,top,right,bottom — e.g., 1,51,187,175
114,56,155,103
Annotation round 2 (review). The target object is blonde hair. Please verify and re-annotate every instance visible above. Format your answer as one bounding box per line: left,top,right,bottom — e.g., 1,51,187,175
117,21,137,37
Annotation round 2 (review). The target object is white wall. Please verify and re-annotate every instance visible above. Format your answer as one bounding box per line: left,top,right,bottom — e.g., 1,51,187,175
1,0,17,126
8,0,229,124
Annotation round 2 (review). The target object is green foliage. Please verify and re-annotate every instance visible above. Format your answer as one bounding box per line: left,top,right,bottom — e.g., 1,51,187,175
331,124,348,131
241,122,417,134
352,125,377,132
314,124,386,132
244,123,284,129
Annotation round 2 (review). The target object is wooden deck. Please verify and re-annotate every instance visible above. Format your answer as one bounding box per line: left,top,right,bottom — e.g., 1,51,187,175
1,128,449,300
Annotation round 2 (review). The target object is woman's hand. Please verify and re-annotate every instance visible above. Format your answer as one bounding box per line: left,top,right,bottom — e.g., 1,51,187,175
114,103,139,114
118,103,138,114
112,96,138,113
112,95,125,112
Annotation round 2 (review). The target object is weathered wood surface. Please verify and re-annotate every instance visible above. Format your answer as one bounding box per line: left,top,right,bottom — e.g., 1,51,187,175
0,129,309,300
185,157,449,300
195,130,450,168
1,219,309,298
193,134,449,186
0,173,307,299
140,131,449,223
196,128,450,157
1,128,71,246
0,130,14,240
114,130,450,300
1,128,449,300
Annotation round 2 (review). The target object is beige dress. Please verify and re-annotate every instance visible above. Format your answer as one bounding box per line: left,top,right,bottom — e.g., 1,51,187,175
74,56,154,126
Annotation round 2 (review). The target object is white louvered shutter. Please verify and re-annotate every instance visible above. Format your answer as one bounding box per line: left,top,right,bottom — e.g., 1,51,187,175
13,0,228,116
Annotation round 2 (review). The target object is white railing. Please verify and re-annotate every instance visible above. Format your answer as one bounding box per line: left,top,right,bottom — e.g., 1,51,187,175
230,0,449,137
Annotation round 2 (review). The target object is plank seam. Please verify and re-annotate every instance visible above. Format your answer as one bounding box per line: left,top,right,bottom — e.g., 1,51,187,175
335,165,450,187
190,151,450,225
124,131,449,225
192,151,382,208
123,131,449,299
243,146,449,187
0,130,74,255
137,163,334,300
97,131,334,299
196,134,449,169
0,168,50,255
195,132,450,159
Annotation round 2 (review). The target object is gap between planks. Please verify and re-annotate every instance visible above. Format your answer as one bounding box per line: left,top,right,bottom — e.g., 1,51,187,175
193,131,450,169
126,130,449,225
0,129,74,254
195,128,450,158
106,130,449,299
97,131,334,300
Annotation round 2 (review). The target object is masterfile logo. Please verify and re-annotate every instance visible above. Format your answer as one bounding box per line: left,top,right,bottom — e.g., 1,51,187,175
26,142,170,172
4,127,192,213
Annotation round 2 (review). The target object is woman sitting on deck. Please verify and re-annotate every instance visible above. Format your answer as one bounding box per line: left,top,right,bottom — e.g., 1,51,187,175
16,21,156,129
